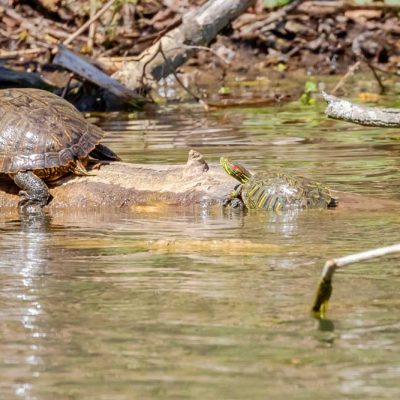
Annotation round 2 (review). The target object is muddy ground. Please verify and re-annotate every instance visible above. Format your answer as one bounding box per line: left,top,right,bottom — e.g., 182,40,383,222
1,1,400,110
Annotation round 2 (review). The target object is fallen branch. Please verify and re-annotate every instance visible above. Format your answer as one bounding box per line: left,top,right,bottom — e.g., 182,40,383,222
322,92,400,127
312,243,400,318
0,66,57,91
113,0,255,91
53,45,147,106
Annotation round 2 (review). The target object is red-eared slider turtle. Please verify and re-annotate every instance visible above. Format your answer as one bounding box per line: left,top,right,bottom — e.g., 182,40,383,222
0,88,120,212
220,157,337,211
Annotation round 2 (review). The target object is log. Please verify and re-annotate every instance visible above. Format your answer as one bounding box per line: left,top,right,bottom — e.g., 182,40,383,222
0,151,233,210
0,150,398,213
113,0,255,91
53,45,146,106
0,66,57,91
322,92,400,127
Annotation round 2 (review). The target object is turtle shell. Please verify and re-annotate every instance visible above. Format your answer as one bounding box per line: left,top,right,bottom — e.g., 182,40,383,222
0,88,104,174
241,170,335,210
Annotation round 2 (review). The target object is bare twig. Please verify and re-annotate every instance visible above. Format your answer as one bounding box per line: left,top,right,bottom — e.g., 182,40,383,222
366,60,385,94
352,31,385,94
63,0,114,46
139,44,163,89
330,61,360,95
158,44,208,110
61,74,75,98
0,48,48,59
100,44,231,66
87,0,98,53
183,45,231,65
312,243,400,318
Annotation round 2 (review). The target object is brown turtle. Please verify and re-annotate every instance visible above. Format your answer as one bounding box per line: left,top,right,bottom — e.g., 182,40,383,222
0,88,120,212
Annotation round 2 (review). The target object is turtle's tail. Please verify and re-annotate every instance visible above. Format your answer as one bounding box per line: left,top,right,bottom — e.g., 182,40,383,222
220,157,252,184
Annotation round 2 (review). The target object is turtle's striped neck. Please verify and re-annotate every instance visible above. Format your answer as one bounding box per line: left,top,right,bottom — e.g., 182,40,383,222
220,157,253,184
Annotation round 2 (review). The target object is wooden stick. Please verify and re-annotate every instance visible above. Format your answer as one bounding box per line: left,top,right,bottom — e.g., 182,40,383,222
63,0,114,46
0,48,47,59
330,61,360,95
312,243,400,317
87,0,98,53
322,244,400,278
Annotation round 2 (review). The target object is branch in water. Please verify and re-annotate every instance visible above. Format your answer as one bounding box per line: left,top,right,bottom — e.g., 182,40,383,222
322,91,400,127
312,243,400,318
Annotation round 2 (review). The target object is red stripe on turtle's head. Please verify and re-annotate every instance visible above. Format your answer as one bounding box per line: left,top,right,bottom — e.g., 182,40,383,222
220,157,252,183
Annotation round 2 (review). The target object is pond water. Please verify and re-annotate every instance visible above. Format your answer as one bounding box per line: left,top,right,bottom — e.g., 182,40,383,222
1,97,400,399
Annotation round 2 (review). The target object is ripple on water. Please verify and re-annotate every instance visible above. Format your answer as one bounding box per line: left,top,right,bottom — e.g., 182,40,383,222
0,101,399,399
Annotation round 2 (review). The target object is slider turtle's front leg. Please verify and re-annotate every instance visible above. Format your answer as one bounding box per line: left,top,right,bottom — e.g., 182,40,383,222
222,184,245,210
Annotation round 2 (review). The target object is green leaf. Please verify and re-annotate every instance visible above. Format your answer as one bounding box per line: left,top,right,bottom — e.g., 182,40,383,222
218,86,231,95
263,0,292,8
275,63,287,72
304,81,317,93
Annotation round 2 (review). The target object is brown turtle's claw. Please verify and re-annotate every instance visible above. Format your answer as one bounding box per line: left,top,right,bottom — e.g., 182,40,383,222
18,192,45,207
89,160,109,170
18,191,46,215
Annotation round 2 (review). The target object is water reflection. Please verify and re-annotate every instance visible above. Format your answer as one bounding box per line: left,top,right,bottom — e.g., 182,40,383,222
0,102,399,399
1,216,53,399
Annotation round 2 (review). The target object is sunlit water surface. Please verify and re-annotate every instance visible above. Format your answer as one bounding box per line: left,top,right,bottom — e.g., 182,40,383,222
1,100,400,399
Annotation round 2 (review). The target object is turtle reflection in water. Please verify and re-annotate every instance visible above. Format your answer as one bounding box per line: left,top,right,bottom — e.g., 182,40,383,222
0,88,120,213
220,157,337,211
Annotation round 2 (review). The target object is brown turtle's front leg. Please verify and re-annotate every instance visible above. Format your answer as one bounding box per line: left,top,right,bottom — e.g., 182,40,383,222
13,171,50,212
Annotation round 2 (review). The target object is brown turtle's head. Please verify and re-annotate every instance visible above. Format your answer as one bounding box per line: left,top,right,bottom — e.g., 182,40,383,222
220,157,252,184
